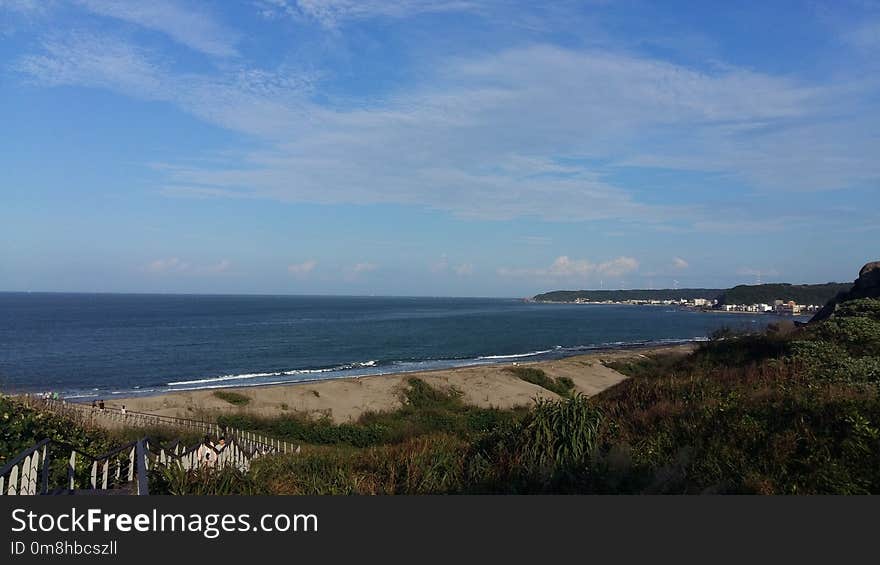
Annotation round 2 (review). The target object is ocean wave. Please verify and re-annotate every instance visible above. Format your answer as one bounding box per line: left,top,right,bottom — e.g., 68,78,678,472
167,360,381,387
65,337,711,400
477,349,553,360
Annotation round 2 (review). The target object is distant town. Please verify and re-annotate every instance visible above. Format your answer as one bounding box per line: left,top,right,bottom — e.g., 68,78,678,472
562,296,820,315
530,282,854,316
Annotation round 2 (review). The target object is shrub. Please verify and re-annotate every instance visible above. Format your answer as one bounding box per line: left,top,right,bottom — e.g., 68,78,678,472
213,391,250,406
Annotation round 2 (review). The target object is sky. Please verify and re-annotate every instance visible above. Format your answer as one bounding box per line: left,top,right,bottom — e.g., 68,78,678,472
1,0,878,297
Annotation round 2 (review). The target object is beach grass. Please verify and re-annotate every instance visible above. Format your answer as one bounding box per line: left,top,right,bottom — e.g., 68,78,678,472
218,377,527,449
506,366,576,397
213,390,251,406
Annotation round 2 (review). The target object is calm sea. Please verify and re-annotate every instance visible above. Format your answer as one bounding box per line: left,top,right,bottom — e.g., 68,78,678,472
0,293,798,400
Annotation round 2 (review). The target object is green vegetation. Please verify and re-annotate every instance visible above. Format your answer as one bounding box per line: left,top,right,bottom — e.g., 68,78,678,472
533,288,722,302
0,397,115,466
717,282,851,306
217,377,527,449
507,366,575,397
213,390,251,406
7,289,879,495
240,295,880,494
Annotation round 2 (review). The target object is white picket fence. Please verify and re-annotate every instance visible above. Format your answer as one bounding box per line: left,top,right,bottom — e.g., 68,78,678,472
29,396,298,455
0,435,270,496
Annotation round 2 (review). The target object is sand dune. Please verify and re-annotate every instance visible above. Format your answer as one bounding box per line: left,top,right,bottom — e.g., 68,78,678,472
113,344,693,423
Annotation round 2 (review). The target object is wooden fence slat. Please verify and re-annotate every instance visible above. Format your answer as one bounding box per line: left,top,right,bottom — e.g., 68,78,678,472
7,465,18,495
20,455,31,495
101,461,109,489
90,461,97,489
28,451,40,495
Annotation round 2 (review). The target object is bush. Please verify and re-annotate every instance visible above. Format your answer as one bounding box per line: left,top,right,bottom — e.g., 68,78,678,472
213,391,250,406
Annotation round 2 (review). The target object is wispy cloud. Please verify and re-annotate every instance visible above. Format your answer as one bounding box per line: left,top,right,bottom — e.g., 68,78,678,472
144,257,190,274
0,0,48,14
672,257,689,270
142,257,231,274
453,263,473,276
13,30,879,227
288,259,317,276
74,0,239,57
499,255,639,280
256,0,475,28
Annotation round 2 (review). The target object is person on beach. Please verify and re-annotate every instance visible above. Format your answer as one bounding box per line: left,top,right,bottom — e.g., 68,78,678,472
120,405,126,415
198,435,216,468
98,399,105,410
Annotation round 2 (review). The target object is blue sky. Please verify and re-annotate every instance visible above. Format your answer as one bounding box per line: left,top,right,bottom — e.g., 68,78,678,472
1,0,878,297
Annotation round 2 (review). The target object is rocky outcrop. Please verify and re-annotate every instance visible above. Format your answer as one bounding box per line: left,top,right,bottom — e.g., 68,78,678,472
810,261,880,322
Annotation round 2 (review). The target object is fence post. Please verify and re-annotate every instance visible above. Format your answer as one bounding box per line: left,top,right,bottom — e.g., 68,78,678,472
68,451,76,490
135,440,149,496
41,445,50,495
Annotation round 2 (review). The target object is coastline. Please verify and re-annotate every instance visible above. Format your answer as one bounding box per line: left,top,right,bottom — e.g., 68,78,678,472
106,343,695,423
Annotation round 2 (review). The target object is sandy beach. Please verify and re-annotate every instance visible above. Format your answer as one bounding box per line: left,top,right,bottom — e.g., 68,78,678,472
112,344,694,423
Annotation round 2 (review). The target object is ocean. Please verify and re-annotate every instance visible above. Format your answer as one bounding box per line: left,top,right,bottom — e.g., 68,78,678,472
0,293,799,400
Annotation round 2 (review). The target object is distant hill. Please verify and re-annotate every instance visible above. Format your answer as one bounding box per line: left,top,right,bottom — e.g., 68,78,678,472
717,283,852,306
533,282,852,306
532,289,723,302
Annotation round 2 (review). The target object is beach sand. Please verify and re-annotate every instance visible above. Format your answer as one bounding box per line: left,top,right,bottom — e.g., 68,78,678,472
113,344,694,423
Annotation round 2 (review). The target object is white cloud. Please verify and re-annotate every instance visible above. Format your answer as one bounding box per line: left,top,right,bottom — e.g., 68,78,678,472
142,257,231,275
453,263,473,276
74,0,239,57
144,257,190,273
672,257,689,270
15,36,879,225
499,255,638,280
0,0,47,14
288,259,317,276
16,33,317,136
256,0,474,28
596,256,639,278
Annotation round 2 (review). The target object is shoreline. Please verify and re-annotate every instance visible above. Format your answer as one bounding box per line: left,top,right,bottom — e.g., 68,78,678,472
101,343,696,424
16,337,711,403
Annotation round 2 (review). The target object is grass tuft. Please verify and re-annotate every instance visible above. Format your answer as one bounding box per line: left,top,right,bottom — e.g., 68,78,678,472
506,366,576,397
